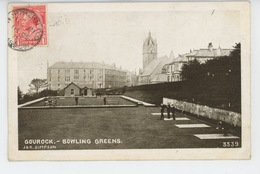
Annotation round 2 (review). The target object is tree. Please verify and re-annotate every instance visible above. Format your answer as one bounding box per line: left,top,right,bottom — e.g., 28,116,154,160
18,86,22,103
39,89,59,97
179,43,241,112
181,59,202,81
29,79,47,93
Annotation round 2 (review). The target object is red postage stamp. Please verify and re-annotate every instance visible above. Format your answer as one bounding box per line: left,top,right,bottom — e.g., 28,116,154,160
10,5,47,50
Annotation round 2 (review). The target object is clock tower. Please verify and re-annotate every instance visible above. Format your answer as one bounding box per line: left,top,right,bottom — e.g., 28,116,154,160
143,32,157,69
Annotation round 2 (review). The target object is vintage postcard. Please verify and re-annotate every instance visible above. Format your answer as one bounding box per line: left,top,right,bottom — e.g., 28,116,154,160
8,2,250,160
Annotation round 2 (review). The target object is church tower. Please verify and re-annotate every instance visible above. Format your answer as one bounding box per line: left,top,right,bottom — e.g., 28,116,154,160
143,32,157,69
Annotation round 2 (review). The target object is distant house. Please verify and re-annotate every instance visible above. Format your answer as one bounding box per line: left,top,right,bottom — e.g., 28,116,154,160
165,43,234,82
64,82,92,96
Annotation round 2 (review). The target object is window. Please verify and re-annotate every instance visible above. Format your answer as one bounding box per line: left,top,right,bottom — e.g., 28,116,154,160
65,69,70,74
58,69,60,74
49,76,51,81
71,89,74,95
58,76,60,81
178,63,181,71
74,76,79,81
58,84,60,89
65,77,70,81
175,64,179,71
177,75,180,81
74,70,79,74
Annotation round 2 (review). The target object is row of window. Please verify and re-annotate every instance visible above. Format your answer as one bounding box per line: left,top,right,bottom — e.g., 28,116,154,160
166,63,183,73
49,82,127,90
50,69,128,75
49,76,103,82
167,74,181,82
49,76,127,82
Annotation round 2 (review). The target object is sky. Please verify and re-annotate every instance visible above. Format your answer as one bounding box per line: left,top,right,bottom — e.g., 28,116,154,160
17,9,240,93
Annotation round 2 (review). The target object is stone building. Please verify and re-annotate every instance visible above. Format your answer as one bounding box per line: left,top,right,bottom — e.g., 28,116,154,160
47,61,129,90
139,32,172,85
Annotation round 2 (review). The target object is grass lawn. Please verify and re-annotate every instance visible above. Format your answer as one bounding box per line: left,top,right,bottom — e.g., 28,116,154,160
18,106,241,150
27,96,135,107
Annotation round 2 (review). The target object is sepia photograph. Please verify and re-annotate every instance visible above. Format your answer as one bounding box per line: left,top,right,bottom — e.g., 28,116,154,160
7,2,250,160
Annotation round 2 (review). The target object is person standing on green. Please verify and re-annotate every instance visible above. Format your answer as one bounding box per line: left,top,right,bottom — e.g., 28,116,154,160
103,97,107,105
171,104,176,120
75,97,79,105
167,104,171,119
160,104,165,120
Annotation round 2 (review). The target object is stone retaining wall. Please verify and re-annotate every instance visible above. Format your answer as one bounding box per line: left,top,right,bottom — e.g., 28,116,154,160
163,98,241,127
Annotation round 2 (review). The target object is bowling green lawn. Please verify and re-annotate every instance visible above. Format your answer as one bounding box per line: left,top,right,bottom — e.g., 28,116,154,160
18,106,241,150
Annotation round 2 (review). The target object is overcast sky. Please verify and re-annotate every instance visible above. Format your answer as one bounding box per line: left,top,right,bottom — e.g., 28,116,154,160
18,9,240,93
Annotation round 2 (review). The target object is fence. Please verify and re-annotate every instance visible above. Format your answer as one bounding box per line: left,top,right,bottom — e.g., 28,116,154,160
163,97,241,127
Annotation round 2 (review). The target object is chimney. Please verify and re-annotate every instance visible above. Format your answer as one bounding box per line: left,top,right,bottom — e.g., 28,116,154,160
208,43,213,51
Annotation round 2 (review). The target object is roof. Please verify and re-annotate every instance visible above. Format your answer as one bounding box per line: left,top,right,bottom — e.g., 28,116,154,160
167,55,189,65
49,61,125,71
184,50,199,57
63,82,81,90
144,32,156,46
140,56,171,77
63,82,92,90
166,48,233,65
188,48,233,58
151,73,167,83
166,50,197,65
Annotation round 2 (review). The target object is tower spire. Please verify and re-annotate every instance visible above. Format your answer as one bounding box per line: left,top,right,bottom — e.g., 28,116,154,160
143,31,157,69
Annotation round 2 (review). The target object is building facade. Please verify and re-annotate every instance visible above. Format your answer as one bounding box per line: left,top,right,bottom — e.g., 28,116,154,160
165,43,234,82
47,62,130,90
126,71,138,87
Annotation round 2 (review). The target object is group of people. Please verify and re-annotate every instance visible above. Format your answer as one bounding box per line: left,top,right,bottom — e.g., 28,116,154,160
44,98,57,107
160,103,176,120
